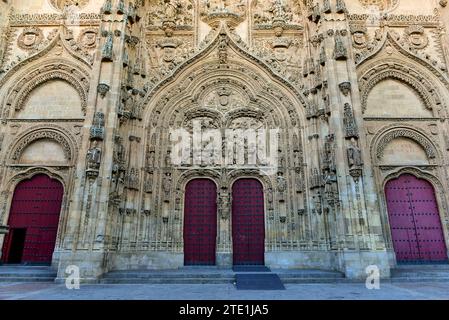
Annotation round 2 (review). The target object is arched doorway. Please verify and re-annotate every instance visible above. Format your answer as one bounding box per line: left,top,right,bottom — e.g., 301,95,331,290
1,174,64,264
385,174,448,263
232,179,265,265
183,179,217,265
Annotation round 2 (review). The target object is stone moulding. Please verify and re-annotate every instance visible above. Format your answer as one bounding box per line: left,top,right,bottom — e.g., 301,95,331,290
374,127,438,162
6,125,78,165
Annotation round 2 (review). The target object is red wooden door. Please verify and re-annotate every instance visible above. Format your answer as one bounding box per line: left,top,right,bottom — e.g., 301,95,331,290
183,179,217,265
232,179,265,265
1,174,63,264
385,174,448,263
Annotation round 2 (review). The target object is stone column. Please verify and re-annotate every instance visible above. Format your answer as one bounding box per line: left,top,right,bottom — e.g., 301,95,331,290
56,1,131,283
313,0,390,279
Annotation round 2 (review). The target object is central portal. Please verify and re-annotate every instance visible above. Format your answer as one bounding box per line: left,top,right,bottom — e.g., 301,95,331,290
232,179,265,265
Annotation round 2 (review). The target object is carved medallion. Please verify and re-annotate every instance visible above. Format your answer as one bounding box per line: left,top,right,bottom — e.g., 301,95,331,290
18,27,43,51
404,25,428,50
78,28,98,49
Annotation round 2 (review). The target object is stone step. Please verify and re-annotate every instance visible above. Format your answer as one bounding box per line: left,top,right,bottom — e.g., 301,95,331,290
101,268,346,284
0,276,56,283
391,264,449,281
100,277,235,284
0,266,56,282
391,277,449,283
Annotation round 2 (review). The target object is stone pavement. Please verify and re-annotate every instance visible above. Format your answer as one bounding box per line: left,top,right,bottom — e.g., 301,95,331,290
0,281,448,300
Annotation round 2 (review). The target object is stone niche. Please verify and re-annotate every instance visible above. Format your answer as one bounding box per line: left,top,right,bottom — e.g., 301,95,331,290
19,139,67,165
380,137,429,166
18,80,84,119
365,79,433,118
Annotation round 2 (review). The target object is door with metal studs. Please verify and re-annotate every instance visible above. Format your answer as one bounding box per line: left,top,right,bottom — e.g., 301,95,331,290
385,174,448,263
1,174,63,264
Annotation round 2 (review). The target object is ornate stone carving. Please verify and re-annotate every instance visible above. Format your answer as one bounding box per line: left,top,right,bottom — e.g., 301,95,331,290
403,25,429,50
78,28,98,49
125,168,140,190
343,103,359,139
376,128,437,160
18,27,44,51
146,0,193,30
333,31,348,60
162,172,172,202
50,0,90,11
358,0,399,12
200,0,247,28
350,24,368,49
253,0,303,28
101,32,113,62
276,171,287,201
86,141,102,178
90,112,105,141
339,82,351,96
218,192,230,219
97,83,110,98
347,139,363,169
10,128,74,162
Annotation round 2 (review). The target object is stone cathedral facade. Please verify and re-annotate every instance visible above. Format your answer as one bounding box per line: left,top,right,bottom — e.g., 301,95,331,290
0,0,449,282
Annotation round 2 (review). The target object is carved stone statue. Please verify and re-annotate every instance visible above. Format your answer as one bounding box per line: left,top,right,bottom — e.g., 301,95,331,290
347,139,363,168
164,0,182,21
267,188,274,209
218,192,229,219
86,141,102,171
343,103,359,139
162,173,172,201
276,172,287,201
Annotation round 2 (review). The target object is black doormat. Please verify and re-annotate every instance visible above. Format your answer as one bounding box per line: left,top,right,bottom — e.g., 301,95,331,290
235,273,286,290
233,265,271,272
